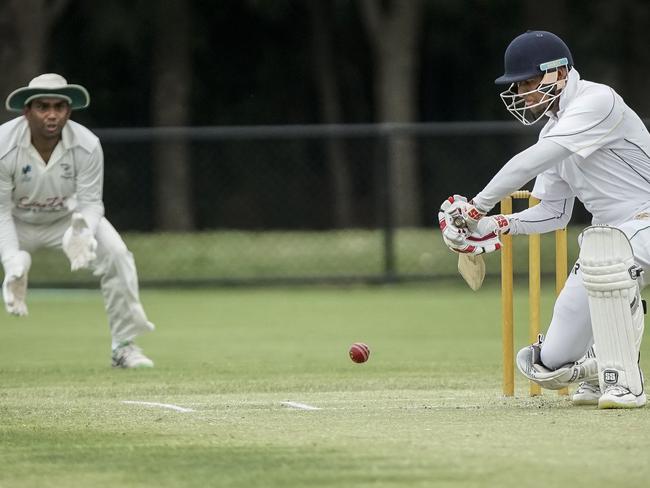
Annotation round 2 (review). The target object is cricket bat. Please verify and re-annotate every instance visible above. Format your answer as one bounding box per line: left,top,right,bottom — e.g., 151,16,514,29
457,254,485,291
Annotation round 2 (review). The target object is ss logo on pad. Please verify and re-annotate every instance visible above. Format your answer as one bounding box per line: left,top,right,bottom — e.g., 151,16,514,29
603,370,618,384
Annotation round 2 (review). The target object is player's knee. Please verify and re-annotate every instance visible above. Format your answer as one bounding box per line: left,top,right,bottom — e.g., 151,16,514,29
101,237,128,257
540,347,571,371
107,244,132,266
94,240,132,272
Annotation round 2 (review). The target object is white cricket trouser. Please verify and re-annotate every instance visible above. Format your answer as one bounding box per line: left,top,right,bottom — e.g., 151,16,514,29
14,215,154,347
540,218,650,369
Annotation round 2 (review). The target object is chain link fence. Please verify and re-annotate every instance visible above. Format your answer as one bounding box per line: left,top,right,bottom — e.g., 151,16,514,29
29,122,587,287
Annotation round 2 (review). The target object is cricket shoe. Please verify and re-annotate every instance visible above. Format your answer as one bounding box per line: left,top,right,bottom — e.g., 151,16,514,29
572,381,601,406
598,385,646,409
112,341,154,368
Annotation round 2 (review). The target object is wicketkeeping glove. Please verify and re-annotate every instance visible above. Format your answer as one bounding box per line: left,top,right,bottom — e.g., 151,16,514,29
62,213,98,271
2,250,31,316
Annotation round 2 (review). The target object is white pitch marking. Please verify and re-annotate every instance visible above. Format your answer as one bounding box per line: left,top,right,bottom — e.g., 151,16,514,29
281,401,321,411
121,401,195,413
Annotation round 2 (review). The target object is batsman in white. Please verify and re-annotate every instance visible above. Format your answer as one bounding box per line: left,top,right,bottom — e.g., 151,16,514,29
0,73,155,368
439,31,650,409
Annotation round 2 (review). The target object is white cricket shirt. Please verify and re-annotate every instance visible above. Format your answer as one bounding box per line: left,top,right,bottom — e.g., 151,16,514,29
473,69,650,225
0,116,104,259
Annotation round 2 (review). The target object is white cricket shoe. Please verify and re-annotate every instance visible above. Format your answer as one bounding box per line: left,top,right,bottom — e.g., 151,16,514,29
572,381,601,406
112,341,154,368
598,385,646,409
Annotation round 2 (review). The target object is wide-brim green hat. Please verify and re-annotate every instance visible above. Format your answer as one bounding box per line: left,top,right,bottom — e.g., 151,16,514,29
5,73,90,112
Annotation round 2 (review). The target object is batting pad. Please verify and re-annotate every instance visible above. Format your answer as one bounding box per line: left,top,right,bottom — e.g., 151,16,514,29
580,225,645,395
516,339,598,390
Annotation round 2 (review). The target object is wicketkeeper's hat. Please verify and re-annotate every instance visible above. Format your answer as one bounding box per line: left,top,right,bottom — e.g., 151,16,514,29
5,73,90,112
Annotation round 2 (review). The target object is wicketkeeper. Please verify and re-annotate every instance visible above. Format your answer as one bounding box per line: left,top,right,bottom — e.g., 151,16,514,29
439,31,650,409
0,73,155,368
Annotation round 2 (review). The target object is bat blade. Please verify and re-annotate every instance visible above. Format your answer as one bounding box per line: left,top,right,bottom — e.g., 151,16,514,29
457,254,485,291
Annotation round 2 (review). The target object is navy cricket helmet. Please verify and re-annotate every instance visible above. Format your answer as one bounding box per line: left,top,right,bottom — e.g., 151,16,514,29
495,30,573,85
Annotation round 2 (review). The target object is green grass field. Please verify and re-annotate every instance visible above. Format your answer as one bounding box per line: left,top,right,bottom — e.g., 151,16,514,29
2,283,650,488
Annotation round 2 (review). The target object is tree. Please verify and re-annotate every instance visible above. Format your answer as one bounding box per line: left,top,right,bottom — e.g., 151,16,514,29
308,1,354,228
151,0,195,230
622,0,650,116
0,0,71,123
358,0,424,226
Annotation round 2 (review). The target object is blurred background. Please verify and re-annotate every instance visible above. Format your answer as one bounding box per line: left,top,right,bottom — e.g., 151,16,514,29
2,0,648,286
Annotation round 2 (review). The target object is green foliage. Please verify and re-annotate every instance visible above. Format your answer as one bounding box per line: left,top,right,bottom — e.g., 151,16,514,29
2,285,650,487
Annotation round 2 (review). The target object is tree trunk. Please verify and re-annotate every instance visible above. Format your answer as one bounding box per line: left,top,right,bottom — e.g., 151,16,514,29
151,0,195,231
0,0,70,122
359,0,424,227
308,1,354,228
621,0,650,115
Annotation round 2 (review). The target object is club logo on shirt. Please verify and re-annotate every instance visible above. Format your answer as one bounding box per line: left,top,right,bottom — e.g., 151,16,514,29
60,163,74,179
16,196,67,212
20,164,32,182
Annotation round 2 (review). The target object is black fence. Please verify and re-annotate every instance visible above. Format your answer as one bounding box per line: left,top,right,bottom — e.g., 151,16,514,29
97,122,543,229
28,122,587,286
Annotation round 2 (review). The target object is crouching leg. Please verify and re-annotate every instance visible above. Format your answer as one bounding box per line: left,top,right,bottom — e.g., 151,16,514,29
516,335,598,391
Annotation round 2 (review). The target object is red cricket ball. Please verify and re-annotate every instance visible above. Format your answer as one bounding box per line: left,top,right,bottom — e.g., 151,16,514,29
349,342,370,363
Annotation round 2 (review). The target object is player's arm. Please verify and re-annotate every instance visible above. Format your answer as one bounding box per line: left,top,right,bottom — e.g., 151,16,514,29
0,162,31,316
471,138,573,213
74,144,105,234
507,197,574,235
472,86,619,216
62,144,104,271
0,162,19,262
439,140,573,246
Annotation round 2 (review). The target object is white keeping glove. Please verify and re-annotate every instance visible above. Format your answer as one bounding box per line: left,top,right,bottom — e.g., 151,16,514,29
2,250,31,316
62,213,98,271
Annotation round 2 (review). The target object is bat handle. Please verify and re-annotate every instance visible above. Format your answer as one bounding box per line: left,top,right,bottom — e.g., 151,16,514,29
452,215,467,228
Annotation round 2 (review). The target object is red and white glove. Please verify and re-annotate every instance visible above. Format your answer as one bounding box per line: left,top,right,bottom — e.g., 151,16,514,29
438,195,473,244
438,195,509,255
439,195,512,236
475,213,512,236
439,216,502,254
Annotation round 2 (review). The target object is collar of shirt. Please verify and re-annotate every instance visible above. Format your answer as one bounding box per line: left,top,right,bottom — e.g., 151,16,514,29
545,68,580,121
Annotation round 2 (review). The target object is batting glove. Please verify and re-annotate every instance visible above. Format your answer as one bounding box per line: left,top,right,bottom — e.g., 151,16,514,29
457,201,513,236
62,213,98,271
2,250,31,316
475,214,512,236
443,228,502,255
438,207,502,255
440,195,512,236
438,195,472,245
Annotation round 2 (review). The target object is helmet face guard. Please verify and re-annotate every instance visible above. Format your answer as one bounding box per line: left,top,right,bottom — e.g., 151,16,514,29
499,58,569,125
